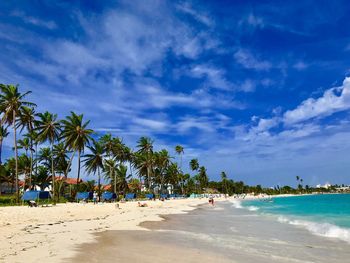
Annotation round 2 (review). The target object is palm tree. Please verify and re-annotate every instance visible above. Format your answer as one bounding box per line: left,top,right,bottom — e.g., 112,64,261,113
175,145,184,170
221,171,228,194
17,138,31,156
83,140,104,199
61,112,93,185
0,125,9,165
154,149,171,194
0,84,36,202
198,166,208,191
99,134,113,176
17,106,36,187
190,158,199,172
35,111,61,202
53,143,71,178
115,164,130,194
175,145,184,192
103,158,118,194
33,166,51,191
38,147,52,169
136,137,154,189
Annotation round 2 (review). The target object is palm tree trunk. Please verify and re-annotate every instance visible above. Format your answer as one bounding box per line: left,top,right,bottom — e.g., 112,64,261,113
13,113,19,203
97,166,101,201
29,145,33,189
51,143,56,204
114,167,117,195
0,139,3,165
65,150,76,178
76,150,81,185
35,143,38,175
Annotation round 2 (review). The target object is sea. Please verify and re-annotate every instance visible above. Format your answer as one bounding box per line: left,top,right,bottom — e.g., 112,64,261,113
71,195,350,263
240,193,350,243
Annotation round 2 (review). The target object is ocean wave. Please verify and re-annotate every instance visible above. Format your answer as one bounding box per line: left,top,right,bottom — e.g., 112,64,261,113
230,200,243,208
277,216,350,243
247,206,259,211
230,200,259,211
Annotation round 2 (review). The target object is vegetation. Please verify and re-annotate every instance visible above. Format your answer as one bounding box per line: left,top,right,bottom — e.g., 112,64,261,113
0,84,348,205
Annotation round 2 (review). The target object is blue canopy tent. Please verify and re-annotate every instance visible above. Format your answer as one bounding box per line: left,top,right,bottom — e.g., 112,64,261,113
160,194,169,199
22,191,51,206
22,191,40,201
145,193,154,200
76,192,92,202
125,193,136,200
102,192,117,202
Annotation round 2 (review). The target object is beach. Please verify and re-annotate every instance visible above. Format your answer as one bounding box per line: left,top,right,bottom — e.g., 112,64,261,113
1,196,350,263
71,199,350,263
0,198,215,263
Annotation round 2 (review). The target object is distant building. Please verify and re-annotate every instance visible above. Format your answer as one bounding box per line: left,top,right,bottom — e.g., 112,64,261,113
316,183,331,189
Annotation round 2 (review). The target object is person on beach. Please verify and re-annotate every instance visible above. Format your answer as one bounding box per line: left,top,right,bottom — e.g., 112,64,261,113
93,191,98,204
138,202,148,207
209,196,214,206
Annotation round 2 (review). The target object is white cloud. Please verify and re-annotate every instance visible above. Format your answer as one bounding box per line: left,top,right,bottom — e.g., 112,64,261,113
284,77,350,125
293,61,308,70
234,49,272,71
11,11,57,29
176,3,213,26
190,64,232,90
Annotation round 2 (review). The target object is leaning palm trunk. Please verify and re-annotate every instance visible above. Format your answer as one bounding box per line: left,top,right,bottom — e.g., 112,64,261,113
97,166,101,200
13,113,19,203
65,150,76,179
0,139,3,165
51,143,56,204
29,139,34,189
76,150,81,185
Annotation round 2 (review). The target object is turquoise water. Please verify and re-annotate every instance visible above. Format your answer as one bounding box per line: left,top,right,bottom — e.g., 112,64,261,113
239,194,350,243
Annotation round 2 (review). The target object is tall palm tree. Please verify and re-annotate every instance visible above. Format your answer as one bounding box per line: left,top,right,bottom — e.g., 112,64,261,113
17,106,36,187
154,149,171,193
190,158,199,172
136,136,154,189
0,125,9,165
198,166,208,192
103,158,118,194
53,143,71,178
115,164,130,194
83,140,104,199
175,145,184,170
17,138,31,156
221,171,228,194
175,145,184,192
37,147,52,169
35,111,61,202
61,112,93,185
0,84,36,202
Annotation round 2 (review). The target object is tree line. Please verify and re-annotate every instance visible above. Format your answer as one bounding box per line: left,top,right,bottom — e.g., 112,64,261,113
0,84,222,203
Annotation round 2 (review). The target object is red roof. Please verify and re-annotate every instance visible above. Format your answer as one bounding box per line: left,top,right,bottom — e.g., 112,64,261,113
55,176,83,185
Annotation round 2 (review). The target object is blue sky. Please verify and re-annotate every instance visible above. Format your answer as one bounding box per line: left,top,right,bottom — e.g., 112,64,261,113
1,0,350,187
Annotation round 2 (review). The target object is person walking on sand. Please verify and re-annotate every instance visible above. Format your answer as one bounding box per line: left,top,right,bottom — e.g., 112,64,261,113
93,191,98,204
209,196,214,206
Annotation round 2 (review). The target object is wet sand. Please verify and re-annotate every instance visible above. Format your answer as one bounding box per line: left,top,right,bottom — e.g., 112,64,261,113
69,202,350,263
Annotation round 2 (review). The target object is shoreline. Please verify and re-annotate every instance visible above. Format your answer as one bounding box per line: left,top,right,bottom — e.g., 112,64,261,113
0,198,224,262
69,199,350,263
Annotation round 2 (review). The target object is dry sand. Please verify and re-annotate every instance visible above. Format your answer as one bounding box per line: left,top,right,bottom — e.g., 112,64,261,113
0,198,222,263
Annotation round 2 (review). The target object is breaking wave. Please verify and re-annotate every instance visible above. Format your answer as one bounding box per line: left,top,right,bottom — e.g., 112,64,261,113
277,216,350,243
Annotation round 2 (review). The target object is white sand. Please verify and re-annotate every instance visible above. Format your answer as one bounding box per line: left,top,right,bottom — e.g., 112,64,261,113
0,198,224,263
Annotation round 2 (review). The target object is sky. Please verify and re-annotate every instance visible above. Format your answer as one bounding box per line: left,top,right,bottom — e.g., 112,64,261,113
1,0,350,187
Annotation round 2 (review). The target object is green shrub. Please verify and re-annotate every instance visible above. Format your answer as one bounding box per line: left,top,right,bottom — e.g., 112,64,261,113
0,195,16,206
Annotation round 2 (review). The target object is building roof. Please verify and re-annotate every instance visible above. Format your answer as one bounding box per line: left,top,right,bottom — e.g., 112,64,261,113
55,176,82,185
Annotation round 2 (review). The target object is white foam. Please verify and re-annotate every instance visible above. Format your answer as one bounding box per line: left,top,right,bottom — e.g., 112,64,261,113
230,200,243,209
247,206,259,211
277,216,350,243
